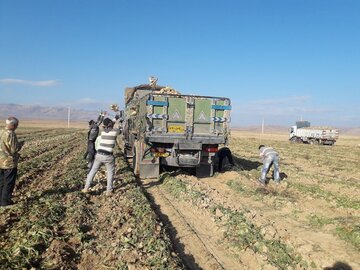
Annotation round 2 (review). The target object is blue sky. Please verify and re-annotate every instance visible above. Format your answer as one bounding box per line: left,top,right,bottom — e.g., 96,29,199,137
0,0,359,127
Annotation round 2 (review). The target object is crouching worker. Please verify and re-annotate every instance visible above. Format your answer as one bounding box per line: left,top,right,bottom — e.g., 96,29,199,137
258,145,280,185
0,117,24,207
82,116,120,196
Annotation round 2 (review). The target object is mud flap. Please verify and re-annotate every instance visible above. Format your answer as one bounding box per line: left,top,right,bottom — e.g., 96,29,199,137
140,160,160,179
195,163,214,178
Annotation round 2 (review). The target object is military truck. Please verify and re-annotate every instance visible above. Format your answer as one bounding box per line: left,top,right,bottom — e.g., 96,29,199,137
289,121,339,145
121,81,231,178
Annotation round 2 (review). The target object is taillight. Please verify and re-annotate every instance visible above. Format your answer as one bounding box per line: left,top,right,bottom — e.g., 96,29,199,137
204,147,218,153
151,147,166,153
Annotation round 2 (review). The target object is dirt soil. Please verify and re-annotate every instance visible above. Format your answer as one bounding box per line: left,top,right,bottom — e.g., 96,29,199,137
139,131,360,270
1,127,359,270
0,129,183,270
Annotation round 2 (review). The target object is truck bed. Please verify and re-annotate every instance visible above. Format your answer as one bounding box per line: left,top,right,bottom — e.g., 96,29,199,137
297,128,339,139
137,93,231,143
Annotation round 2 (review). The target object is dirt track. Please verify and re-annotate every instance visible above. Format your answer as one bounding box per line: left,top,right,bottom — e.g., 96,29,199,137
142,177,242,270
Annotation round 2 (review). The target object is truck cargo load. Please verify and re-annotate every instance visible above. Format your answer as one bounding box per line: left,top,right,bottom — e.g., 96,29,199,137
121,81,231,178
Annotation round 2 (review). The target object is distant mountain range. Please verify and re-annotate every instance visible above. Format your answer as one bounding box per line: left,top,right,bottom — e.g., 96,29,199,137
0,103,98,121
1,103,359,136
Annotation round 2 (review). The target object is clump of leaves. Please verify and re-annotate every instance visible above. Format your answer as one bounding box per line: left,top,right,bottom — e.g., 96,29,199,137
336,225,360,251
307,214,333,228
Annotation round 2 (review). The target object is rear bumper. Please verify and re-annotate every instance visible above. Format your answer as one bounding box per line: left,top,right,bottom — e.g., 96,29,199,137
147,135,226,144
160,151,215,168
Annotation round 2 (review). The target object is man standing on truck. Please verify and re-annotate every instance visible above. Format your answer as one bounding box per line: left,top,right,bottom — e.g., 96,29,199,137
84,111,105,171
82,115,120,196
0,117,24,207
258,145,280,185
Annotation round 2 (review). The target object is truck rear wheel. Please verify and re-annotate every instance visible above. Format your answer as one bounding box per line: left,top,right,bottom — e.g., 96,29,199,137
215,147,234,172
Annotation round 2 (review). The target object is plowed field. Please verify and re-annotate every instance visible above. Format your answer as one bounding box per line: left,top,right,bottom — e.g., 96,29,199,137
141,132,360,270
0,127,183,270
1,127,359,270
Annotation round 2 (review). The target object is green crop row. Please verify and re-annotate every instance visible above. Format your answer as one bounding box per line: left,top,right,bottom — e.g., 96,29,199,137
1,130,184,269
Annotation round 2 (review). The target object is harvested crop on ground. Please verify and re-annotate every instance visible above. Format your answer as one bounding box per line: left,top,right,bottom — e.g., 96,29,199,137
140,131,360,270
1,127,359,270
0,128,184,270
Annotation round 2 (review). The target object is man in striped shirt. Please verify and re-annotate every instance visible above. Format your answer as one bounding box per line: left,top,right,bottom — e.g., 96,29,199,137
258,145,280,185
82,116,120,195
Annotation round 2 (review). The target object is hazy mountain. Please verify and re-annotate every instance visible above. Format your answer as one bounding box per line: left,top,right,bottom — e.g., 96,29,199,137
0,104,99,121
1,103,359,135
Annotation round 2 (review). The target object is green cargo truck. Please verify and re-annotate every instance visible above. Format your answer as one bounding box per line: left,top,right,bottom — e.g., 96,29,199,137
121,82,231,178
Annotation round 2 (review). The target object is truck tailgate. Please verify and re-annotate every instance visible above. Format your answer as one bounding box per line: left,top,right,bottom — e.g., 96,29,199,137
146,94,231,137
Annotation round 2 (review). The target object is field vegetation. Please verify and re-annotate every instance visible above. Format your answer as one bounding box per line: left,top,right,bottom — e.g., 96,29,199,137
1,126,359,270
144,131,360,269
0,127,183,270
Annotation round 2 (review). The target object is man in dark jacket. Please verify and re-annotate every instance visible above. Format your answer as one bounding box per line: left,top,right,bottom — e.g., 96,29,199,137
84,112,105,171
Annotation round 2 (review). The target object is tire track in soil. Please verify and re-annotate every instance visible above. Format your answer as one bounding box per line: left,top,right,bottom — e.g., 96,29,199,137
140,177,243,270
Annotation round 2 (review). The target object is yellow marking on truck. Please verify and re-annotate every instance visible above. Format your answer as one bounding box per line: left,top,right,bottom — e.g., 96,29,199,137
154,153,170,157
168,126,185,133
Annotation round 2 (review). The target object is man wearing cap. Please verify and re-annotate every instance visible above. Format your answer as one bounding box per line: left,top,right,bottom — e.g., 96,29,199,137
82,115,120,195
258,145,280,186
0,117,24,207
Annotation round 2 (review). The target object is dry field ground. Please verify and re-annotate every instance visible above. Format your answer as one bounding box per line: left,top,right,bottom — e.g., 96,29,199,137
0,127,184,269
0,124,359,270
141,131,360,270
16,120,89,129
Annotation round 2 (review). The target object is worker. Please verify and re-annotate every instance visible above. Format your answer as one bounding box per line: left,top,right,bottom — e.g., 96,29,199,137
82,115,120,195
84,111,105,171
0,117,24,207
258,145,280,185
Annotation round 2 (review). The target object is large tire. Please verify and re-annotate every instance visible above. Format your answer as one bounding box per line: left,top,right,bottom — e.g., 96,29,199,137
215,147,234,172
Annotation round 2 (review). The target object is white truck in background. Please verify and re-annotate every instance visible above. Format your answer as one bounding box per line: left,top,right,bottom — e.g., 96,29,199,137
289,121,339,145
